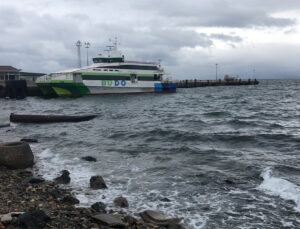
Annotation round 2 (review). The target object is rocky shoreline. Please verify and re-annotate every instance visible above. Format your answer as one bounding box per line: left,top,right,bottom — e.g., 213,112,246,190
0,142,186,229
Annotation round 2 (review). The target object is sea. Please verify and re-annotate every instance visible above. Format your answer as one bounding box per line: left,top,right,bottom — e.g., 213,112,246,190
0,79,299,228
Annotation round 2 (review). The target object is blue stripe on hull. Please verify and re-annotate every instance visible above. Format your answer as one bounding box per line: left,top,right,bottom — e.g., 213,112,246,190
155,83,177,92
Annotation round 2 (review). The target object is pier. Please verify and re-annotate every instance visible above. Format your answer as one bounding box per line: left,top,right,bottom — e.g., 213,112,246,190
174,78,259,88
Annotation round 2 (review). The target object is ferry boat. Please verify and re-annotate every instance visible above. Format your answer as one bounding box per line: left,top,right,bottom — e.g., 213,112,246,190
36,40,176,97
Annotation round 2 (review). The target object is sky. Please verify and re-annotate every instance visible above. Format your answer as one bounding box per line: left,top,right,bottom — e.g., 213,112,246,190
0,0,300,79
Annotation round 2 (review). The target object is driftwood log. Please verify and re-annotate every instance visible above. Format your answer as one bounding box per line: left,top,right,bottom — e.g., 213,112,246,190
10,113,97,123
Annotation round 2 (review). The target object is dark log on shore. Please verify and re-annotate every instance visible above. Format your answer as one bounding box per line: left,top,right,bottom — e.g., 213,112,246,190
10,113,97,123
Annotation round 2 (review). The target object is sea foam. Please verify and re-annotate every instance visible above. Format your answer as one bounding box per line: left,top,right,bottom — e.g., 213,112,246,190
258,167,300,212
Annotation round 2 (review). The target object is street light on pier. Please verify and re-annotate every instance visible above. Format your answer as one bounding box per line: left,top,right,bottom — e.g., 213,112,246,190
216,63,218,81
76,40,82,68
85,42,90,66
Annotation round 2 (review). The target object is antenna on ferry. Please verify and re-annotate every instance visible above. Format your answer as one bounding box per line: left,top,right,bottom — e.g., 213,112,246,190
84,42,90,66
106,45,114,56
76,40,82,68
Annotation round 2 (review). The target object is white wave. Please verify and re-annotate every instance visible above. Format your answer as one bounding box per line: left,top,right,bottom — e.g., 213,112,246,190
258,167,300,212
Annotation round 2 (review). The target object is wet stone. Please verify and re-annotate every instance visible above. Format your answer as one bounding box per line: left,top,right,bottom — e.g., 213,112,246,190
91,202,107,213
90,176,107,189
54,170,70,184
114,196,129,208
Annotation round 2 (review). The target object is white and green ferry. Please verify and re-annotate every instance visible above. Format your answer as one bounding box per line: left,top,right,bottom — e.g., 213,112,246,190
36,42,176,97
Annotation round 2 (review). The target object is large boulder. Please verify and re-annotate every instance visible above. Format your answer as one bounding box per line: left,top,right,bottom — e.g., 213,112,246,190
90,176,107,189
0,141,34,169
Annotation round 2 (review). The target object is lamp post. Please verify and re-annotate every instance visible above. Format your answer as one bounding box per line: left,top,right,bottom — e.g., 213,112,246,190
76,40,82,68
85,42,90,66
216,63,218,81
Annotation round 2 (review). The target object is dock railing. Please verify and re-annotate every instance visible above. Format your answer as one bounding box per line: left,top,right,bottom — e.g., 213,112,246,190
169,79,259,88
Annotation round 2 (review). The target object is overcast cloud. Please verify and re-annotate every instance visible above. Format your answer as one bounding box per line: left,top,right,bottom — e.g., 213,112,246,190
0,0,300,79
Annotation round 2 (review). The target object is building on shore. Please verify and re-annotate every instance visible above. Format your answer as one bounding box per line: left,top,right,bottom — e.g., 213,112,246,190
0,66,21,80
0,65,45,83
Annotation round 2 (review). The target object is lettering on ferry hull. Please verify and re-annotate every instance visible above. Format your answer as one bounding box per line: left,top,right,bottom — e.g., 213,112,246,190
101,80,126,87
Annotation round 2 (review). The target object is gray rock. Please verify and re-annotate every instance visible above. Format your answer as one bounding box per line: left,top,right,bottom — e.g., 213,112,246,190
92,214,125,227
140,210,182,226
91,202,107,213
114,196,129,208
0,141,34,169
54,170,70,184
90,176,107,189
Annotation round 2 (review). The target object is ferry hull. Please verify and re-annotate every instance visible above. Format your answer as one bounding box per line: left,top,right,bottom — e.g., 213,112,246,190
40,81,176,97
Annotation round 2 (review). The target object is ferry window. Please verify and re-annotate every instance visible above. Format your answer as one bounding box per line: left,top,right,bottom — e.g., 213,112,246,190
109,69,113,71
104,69,108,71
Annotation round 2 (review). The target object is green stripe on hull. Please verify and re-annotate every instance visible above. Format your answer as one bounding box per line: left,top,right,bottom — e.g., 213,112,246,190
50,82,90,96
36,83,57,97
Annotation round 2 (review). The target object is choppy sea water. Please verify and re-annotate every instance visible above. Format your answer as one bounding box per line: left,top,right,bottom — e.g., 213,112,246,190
0,79,300,228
